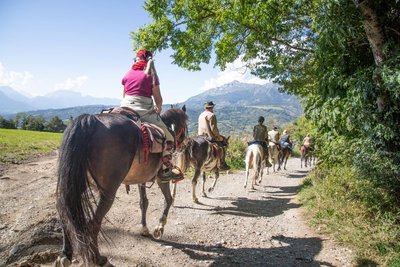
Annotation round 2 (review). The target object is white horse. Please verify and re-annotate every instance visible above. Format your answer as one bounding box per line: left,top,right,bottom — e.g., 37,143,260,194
267,142,280,174
244,144,266,189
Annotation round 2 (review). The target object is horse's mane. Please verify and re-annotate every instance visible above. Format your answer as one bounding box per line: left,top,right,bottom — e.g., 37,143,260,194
161,108,188,130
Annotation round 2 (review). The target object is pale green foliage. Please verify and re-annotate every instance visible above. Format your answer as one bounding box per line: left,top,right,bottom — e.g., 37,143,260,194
225,135,247,169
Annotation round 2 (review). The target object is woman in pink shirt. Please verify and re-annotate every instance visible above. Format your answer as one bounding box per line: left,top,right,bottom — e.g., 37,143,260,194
121,49,183,182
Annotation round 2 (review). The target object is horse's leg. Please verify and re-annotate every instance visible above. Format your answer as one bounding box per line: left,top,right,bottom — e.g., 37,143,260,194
201,171,207,197
244,152,251,188
54,228,72,267
138,184,150,236
153,180,173,239
171,182,177,206
192,168,201,203
89,190,118,266
284,154,289,170
277,153,282,171
258,158,265,184
252,156,260,189
244,163,249,188
208,169,219,192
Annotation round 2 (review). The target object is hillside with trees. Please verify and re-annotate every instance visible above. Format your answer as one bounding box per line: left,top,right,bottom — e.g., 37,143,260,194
0,82,302,135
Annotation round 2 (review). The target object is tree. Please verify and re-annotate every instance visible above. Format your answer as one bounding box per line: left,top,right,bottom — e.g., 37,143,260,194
132,0,400,194
0,116,16,129
21,115,45,131
45,116,66,132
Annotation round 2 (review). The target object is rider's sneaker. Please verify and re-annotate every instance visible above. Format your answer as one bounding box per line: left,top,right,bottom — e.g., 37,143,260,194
159,167,184,183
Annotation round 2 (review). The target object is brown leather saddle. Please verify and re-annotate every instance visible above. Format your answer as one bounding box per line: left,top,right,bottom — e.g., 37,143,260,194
101,106,165,154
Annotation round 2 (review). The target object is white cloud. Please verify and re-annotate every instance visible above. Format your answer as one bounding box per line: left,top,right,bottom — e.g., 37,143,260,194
0,62,34,89
200,57,269,90
54,76,88,90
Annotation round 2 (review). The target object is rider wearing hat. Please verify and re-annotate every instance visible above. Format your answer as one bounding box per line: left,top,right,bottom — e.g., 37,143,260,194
121,49,183,182
198,101,224,142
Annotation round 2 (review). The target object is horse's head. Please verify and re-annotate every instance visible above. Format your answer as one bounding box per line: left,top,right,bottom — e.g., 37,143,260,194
220,135,230,147
161,105,188,148
219,135,230,171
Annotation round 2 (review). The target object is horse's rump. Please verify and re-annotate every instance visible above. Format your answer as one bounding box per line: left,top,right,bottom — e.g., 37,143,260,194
176,136,221,172
245,144,264,169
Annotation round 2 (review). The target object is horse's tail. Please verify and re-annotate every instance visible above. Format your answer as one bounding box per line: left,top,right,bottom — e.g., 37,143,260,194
245,146,253,171
56,114,99,264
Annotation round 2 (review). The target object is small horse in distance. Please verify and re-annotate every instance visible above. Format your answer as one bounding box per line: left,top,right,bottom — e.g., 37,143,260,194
54,106,188,267
267,141,280,174
173,135,230,203
301,145,317,168
244,143,266,190
278,145,291,171
300,145,312,168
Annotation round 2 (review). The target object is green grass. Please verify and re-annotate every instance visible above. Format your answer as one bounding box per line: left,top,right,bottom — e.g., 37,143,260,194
0,129,62,163
299,167,400,266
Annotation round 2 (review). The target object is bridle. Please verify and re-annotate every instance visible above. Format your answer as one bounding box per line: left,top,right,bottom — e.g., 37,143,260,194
175,126,187,148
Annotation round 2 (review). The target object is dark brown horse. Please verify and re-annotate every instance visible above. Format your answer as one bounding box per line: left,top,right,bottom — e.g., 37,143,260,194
55,107,187,266
278,145,291,171
173,136,230,203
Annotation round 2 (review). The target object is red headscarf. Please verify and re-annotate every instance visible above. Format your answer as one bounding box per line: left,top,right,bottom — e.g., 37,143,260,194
132,49,153,70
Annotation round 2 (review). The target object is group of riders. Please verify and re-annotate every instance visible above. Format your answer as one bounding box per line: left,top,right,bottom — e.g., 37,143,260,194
249,116,314,166
120,48,313,183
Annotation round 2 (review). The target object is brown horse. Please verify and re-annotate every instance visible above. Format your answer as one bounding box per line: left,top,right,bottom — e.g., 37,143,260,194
300,145,310,168
301,145,316,168
278,145,291,171
55,107,187,266
173,136,230,203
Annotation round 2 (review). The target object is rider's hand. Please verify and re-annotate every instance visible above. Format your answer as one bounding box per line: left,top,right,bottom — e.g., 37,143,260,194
155,104,162,113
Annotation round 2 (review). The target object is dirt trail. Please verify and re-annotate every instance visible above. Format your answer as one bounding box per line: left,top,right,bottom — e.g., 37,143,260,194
0,154,353,267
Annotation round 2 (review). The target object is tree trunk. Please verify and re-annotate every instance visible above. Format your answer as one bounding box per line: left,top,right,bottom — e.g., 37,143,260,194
354,0,387,112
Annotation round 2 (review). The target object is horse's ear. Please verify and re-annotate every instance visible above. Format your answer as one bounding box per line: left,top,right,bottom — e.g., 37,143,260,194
182,105,186,112
226,136,230,141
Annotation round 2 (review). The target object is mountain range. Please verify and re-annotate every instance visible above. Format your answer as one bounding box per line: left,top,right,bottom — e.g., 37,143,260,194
0,86,119,113
0,82,303,134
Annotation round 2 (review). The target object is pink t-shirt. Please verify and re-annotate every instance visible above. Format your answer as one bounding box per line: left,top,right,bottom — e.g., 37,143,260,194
122,69,160,97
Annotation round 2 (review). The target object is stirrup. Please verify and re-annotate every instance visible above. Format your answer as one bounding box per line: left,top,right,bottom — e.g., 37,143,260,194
159,166,184,183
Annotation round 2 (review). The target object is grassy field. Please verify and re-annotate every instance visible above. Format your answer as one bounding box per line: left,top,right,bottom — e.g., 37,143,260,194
0,129,62,163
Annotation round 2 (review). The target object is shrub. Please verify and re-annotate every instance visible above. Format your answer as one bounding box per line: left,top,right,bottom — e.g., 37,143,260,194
226,136,247,170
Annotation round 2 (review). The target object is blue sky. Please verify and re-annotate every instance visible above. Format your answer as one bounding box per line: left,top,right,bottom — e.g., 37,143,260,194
0,0,266,104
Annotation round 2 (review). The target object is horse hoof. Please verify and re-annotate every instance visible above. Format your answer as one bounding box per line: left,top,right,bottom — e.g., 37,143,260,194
208,187,214,193
153,227,164,239
193,198,199,204
98,256,115,267
140,226,150,236
202,193,208,197
54,256,71,267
